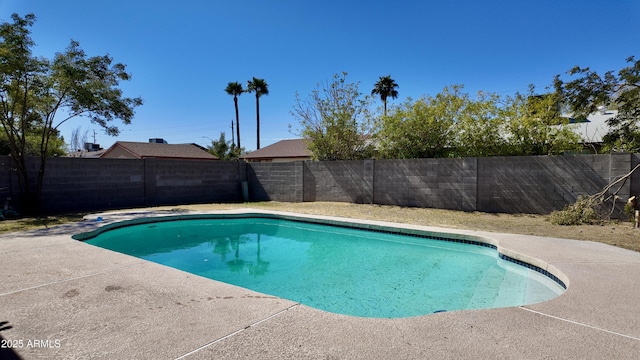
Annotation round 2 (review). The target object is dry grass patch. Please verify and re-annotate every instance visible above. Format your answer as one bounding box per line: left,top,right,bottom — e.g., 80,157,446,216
0,214,85,233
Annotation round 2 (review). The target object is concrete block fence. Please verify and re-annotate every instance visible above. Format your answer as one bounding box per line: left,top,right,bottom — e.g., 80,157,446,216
0,156,245,214
0,154,637,215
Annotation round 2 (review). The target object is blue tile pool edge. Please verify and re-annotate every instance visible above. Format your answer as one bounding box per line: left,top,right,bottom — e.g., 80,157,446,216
72,212,567,290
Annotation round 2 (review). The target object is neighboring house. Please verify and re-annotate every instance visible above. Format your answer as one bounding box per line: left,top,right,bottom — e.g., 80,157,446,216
67,149,107,158
100,140,218,160
243,139,311,162
67,142,105,158
566,109,618,153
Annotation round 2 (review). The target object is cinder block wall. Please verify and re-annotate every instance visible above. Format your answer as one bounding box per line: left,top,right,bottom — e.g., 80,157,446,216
632,154,640,197
43,157,147,212
303,160,373,203
373,158,476,210
144,159,244,206
475,155,625,213
248,162,302,202
1,154,638,215
0,156,245,214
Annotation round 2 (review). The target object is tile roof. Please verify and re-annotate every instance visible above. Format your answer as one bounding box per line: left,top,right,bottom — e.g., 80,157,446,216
243,139,311,160
101,141,218,160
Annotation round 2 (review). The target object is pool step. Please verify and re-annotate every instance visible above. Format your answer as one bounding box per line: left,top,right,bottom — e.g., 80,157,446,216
493,267,528,308
467,266,503,309
467,264,530,309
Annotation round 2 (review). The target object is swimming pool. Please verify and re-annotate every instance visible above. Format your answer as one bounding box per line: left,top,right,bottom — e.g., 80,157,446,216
74,213,566,318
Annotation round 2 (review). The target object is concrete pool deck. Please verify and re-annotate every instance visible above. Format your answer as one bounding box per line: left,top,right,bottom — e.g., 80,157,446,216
1,209,639,359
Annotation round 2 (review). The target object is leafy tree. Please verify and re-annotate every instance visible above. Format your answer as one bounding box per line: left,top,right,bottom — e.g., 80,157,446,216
225,81,244,148
207,132,243,160
291,72,376,160
377,86,464,158
0,13,142,213
246,77,269,150
502,86,581,155
0,127,66,157
371,75,399,117
377,84,580,159
554,56,640,152
451,91,506,157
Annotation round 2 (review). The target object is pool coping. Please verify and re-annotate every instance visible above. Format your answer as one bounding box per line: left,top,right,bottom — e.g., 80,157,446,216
1,208,640,359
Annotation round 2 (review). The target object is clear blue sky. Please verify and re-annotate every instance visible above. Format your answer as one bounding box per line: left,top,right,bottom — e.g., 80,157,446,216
2,0,639,151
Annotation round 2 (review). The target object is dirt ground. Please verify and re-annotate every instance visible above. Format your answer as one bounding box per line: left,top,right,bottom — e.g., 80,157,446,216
2,201,639,252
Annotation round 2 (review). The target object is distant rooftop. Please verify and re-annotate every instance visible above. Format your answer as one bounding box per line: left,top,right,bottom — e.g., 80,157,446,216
565,109,618,144
101,141,218,160
243,139,311,161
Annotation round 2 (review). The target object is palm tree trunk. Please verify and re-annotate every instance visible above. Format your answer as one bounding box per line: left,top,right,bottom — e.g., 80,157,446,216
256,95,260,149
234,96,241,148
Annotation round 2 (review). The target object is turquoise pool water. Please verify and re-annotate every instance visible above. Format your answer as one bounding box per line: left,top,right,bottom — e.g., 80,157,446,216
81,216,565,318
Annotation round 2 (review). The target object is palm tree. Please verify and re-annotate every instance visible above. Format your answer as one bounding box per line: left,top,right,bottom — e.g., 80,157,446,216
225,81,244,148
246,77,269,149
371,75,399,116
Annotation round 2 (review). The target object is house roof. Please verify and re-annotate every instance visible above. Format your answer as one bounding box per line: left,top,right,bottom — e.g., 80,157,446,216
101,141,218,160
566,110,618,144
66,149,107,158
243,139,311,160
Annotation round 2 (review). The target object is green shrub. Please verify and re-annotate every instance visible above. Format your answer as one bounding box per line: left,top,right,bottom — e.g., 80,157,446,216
548,196,598,225
623,199,636,221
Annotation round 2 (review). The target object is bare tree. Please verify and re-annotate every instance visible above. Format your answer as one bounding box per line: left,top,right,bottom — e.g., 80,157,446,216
69,127,89,157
